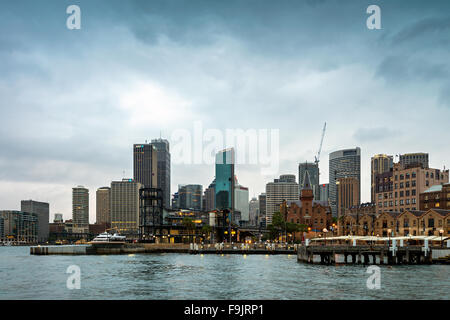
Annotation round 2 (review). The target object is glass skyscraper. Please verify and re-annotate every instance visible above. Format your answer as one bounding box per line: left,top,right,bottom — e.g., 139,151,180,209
151,138,171,209
215,148,235,211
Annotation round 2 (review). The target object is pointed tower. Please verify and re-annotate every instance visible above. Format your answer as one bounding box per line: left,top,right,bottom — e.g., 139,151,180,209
300,171,314,201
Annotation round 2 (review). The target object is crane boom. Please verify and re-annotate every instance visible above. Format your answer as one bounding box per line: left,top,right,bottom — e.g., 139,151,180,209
315,122,326,165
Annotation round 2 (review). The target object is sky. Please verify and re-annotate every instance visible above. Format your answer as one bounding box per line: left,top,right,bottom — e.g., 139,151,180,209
1,0,449,223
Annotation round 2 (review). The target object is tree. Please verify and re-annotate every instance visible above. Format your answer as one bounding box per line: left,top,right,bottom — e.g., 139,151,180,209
201,225,212,243
182,217,196,243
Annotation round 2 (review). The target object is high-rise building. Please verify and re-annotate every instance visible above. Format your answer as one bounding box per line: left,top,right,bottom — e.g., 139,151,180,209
133,143,158,188
299,162,319,200
0,211,38,243
178,184,203,211
336,177,360,217
21,200,49,243
371,154,393,203
96,187,111,225
150,138,171,209
204,179,216,212
319,183,329,202
329,147,361,217
399,153,429,169
249,197,260,227
375,162,449,213
235,182,249,222
111,179,142,235
258,193,266,228
265,174,299,225
215,148,235,211
72,186,89,231
172,192,179,209
53,213,63,223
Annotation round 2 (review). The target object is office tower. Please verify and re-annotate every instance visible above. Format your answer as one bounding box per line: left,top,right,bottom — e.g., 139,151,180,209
298,162,319,200
399,153,429,169
111,179,142,235
21,200,49,243
259,193,266,228
371,154,393,202
265,174,299,225
72,186,89,231
249,197,260,227
319,183,329,202
96,187,111,225
235,182,249,222
172,192,179,209
133,143,158,188
329,147,361,217
0,211,38,243
178,184,203,211
151,138,171,209
375,162,449,214
204,179,216,212
215,148,235,210
336,177,360,217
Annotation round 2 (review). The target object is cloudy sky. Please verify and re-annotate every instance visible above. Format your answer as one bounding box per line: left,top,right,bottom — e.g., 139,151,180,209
1,0,449,222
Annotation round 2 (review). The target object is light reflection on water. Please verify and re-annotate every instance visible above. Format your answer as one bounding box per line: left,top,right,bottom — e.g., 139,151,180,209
0,246,448,300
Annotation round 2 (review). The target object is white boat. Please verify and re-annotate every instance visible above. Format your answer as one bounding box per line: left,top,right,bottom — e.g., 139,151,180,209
92,232,126,242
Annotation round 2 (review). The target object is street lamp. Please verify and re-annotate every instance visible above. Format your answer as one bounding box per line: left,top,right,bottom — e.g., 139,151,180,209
323,228,328,245
439,229,444,248
387,228,392,247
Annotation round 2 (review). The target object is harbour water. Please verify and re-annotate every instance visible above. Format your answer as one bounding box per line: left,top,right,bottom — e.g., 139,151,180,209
0,246,448,300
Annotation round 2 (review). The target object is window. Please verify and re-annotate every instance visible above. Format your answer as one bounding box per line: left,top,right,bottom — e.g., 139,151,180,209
412,172,416,178
378,194,382,200
400,174,404,180
406,190,410,196
412,198,416,204
428,218,434,228
406,199,410,205
389,201,393,206
400,200,404,205
412,180,416,187
406,182,410,188
413,220,416,226
438,220,442,227
384,201,387,207
400,191,404,197
412,189,416,196
395,184,398,190
395,175,398,181
426,180,429,187
430,173,434,179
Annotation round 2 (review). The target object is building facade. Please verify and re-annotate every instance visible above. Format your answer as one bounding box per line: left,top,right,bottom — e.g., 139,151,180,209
420,183,450,210
399,152,429,169
133,143,158,188
371,154,393,203
178,184,203,211
375,162,449,214
72,186,89,232
265,174,299,225
111,179,142,235
0,211,38,243
215,149,235,211
21,200,49,243
319,183,329,203
151,138,171,209
204,179,216,212
329,147,361,217
96,187,111,225
249,197,260,227
298,162,319,200
258,193,266,228
336,177,360,218
235,183,249,222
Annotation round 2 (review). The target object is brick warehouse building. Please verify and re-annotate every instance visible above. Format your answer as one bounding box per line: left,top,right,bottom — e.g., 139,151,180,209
420,183,450,210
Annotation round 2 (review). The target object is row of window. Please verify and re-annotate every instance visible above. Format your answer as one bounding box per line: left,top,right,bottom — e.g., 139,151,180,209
378,198,417,207
378,189,417,200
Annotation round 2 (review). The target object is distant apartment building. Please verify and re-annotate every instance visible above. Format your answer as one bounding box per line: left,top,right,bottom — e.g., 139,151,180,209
133,143,158,188
96,187,111,225
298,162,319,200
265,174,299,225
336,177,360,218
319,183,329,203
371,154,393,202
178,184,203,211
235,182,249,222
258,193,266,228
420,183,450,210
0,211,38,243
204,179,216,212
329,147,361,217
72,186,89,232
151,138,171,209
111,179,142,235
249,197,260,227
21,200,49,243
374,162,449,214
399,152,429,169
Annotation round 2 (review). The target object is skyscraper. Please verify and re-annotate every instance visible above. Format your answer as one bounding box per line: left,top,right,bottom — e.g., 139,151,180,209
265,174,299,225
336,177,360,217
150,138,171,209
178,184,203,211
258,193,266,228
72,186,89,231
21,200,49,243
234,182,249,223
249,197,260,227
215,148,235,211
319,183,329,203
96,187,111,225
371,154,393,203
133,143,158,188
399,152,429,169
204,179,216,212
111,179,141,235
298,162,319,200
329,147,361,217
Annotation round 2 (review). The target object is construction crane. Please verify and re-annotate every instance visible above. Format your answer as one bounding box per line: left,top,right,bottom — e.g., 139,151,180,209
314,122,327,166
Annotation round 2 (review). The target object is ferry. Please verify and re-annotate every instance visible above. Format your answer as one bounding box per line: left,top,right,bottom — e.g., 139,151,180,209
92,232,126,242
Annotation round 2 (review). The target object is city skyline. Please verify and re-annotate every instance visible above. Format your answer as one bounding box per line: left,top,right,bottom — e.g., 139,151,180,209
1,1,450,222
